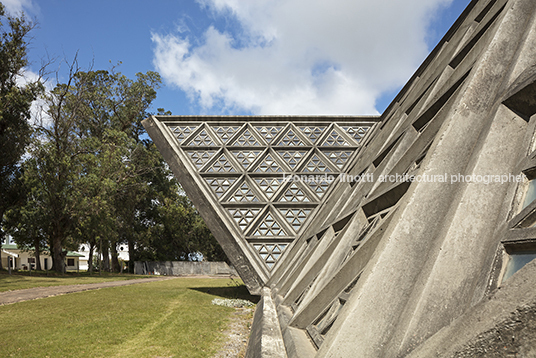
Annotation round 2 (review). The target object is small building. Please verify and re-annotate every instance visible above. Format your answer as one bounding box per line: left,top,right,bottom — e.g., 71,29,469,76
78,243,130,271
1,243,84,271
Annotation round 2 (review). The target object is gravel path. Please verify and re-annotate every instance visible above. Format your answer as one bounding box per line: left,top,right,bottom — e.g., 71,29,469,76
213,307,254,358
0,276,175,306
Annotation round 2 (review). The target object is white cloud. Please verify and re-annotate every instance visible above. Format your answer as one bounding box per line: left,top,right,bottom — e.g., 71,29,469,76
2,0,35,15
152,0,452,115
16,69,52,128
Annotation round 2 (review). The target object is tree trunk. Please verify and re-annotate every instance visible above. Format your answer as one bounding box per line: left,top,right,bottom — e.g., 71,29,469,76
127,239,134,273
88,241,94,274
33,236,42,271
0,209,4,270
111,242,120,273
102,240,110,272
52,236,64,273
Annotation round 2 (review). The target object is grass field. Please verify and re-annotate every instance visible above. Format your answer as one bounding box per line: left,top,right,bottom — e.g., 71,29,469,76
0,277,257,358
0,271,150,292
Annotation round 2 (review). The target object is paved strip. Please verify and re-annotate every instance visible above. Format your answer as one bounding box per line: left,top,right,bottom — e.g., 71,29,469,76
0,277,176,306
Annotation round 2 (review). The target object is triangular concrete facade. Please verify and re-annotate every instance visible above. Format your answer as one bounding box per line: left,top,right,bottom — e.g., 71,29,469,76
144,0,536,356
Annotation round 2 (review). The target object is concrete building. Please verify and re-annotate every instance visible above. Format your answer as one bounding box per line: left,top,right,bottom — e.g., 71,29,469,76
144,0,536,356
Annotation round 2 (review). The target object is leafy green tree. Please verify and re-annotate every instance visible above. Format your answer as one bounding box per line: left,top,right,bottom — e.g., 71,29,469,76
0,2,43,268
9,57,225,273
71,69,162,272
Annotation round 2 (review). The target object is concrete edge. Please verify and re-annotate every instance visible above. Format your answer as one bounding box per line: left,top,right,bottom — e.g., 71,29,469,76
246,287,288,358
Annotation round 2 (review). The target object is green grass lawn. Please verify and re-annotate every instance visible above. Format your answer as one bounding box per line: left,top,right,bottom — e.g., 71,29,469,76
0,271,150,292
0,277,257,358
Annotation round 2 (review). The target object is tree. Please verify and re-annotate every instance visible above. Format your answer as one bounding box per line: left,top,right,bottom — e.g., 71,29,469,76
71,69,162,273
0,2,43,268
8,56,225,273
22,64,163,273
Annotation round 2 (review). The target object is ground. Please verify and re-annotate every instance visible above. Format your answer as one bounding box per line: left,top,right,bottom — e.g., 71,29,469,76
0,275,255,357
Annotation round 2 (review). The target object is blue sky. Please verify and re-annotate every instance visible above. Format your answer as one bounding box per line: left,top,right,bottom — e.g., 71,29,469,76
6,0,471,116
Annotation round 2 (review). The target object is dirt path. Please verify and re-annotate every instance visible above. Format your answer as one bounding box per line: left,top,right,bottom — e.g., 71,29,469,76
0,276,175,306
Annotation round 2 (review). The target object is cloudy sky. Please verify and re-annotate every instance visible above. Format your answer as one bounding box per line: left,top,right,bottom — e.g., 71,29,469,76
7,0,470,116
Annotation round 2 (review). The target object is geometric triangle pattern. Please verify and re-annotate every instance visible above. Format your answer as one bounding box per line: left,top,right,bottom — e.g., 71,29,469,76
254,153,284,173
256,126,284,144
151,117,373,279
255,178,284,200
276,150,309,170
321,126,353,146
205,177,237,198
187,127,217,146
276,127,307,146
230,127,263,146
307,177,332,199
231,150,263,170
252,211,289,237
279,208,312,232
170,125,198,144
228,208,261,232
211,125,240,144
303,153,333,172
252,243,289,270
340,126,371,143
204,153,237,173
298,126,326,144
228,181,260,202
321,150,354,170
279,182,313,203
185,150,217,169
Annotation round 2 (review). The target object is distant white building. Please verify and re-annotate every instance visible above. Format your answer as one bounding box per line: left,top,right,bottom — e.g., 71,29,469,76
77,243,130,271
1,238,83,271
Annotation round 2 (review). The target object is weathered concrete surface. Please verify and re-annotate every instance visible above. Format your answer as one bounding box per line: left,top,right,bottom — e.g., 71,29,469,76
407,259,536,358
134,261,238,276
245,288,287,358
